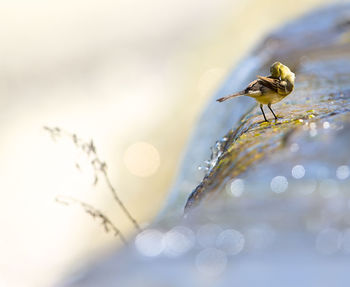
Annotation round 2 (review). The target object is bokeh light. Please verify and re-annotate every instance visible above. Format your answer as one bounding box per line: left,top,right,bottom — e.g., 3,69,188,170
123,142,160,177
270,176,288,193
290,143,300,152
216,229,245,255
336,165,350,180
163,226,195,257
229,179,245,197
323,121,330,129
292,165,305,179
310,129,318,137
135,229,164,257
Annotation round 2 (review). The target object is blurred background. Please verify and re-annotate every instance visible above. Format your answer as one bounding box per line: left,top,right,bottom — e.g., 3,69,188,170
0,0,343,286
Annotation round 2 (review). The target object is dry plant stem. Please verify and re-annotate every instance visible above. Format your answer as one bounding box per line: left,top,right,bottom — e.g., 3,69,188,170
102,170,141,231
44,126,141,232
56,196,127,244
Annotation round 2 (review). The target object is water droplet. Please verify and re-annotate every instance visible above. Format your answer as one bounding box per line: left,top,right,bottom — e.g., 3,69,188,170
336,165,350,180
216,229,245,255
270,176,288,193
292,165,305,179
195,248,227,277
135,229,164,257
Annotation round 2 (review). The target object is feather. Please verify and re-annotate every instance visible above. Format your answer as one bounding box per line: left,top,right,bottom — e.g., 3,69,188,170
217,91,245,102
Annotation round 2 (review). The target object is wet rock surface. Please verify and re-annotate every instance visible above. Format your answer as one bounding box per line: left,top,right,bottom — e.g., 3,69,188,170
185,60,350,211
62,4,350,287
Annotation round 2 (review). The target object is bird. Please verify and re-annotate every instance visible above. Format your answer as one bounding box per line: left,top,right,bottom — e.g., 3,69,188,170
217,62,295,122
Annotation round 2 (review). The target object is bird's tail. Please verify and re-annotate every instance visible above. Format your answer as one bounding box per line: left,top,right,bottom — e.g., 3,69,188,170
216,91,245,102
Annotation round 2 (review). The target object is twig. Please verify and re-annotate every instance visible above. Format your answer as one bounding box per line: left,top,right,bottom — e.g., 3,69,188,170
102,171,141,231
56,195,127,244
44,126,141,232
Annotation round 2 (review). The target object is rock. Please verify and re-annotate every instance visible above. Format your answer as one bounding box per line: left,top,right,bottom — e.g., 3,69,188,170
60,4,350,287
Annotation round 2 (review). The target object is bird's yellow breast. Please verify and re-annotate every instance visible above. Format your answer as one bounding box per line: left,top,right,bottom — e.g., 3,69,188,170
249,91,287,105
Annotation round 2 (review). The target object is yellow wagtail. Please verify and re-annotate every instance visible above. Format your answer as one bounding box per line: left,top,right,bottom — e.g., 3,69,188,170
217,62,295,121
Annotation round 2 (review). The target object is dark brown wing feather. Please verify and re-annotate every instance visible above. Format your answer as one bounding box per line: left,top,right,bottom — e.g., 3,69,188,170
256,76,279,93
244,77,277,95
245,79,259,90
257,75,289,94
243,79,264,94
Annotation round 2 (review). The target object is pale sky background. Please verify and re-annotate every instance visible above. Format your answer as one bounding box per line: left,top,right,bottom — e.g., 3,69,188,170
0,0,339,286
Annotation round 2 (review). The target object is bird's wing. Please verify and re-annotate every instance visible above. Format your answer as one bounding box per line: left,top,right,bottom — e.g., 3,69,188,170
245,77,277,97
256,76,280,93
245,79,259,90
257,75,289,94
244,79,264,94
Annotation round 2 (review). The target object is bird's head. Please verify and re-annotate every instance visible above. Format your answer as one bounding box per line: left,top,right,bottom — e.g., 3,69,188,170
270,62,283,78
270,62,295,83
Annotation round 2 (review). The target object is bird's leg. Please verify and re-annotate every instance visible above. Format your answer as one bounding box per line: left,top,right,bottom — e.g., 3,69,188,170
260,104,268,122
268,104,278,120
